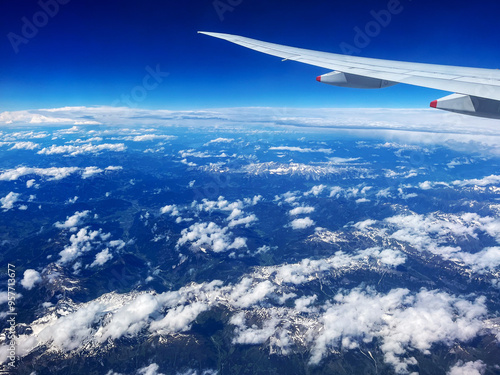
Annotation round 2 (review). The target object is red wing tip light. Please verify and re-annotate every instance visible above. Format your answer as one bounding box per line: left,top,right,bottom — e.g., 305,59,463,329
430,100,438,108
316,76,322,82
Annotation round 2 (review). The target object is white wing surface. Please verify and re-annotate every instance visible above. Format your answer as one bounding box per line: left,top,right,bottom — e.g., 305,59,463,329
199,31,500,119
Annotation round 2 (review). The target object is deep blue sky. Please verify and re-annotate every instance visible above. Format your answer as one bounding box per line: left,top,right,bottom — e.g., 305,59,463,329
1,0,500,111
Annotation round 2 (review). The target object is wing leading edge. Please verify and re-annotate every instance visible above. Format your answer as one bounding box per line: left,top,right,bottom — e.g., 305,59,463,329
199,31,500,119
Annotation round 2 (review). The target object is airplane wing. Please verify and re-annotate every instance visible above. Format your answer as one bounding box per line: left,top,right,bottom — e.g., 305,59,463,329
199,31,500,119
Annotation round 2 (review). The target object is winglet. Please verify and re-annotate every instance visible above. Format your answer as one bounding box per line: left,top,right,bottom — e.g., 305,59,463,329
430,100,438,108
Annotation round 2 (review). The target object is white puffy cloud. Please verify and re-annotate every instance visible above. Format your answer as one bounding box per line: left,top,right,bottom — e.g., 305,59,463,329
2,282,214,361
383,212,500,273
294,295,318,312
355,247,406,267
54,211,90,229
9,141,40,150
204,137,234,145
328,157,361,163
160,204,180,216
90,249,113,267
38,143,126,156
58,228,112,264
384,169,419,179
21,269,42,290
230,278,275,308
447,360,486,375
99,294,159,342
329,186,343,197
274,191,300,205
81,167,104,179
179,150,215,158
57,125,81,133
243,195,262,206
137,364,165,375
109,240,126,250
0,192,19,211
448,157,473,169
0,130,49,140
310,288,408,363
290,217,315,230
289,206,315,216
229,237,247,249
183,196,260,230
453,175,500,187
180,158,197,167
227,208,243,221
2,270,492,375
149,302,209,333
0,110,79,125
177,222,246,253
0,166,78,181
275,256,346,285
73,136,104,143
104,166,123,172
54,210,126,271
129,134,176,142
417,174,500,192
309,288,487,373
66,196,79,204
355,198,370,203
329,185,375,200
376,187,392,198
270,248,405,285
398,188,418,199
304,185,327,196
256,245,271,254
0,166,121,181
0,292,9,305
452,247,500,272
194,196,244,213
269,146,333,154
231,312,279,345
418,181,435,190
227,214,257,228
35,302,103,352
353,219,377,231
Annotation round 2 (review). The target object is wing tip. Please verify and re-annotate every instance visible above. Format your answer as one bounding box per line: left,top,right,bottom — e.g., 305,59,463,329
198,31,228,38
430,100,438,108
198,31,217,37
